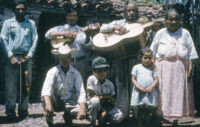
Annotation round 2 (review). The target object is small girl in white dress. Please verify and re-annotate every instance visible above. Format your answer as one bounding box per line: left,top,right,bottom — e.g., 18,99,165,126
131,47,159,127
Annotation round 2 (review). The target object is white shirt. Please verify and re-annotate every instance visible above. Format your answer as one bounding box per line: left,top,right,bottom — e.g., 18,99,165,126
41,64,86,104
87,75,115,99
150,27,198,61
45,24,92,58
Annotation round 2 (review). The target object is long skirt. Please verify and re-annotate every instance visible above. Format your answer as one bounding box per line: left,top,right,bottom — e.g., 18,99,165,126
156,59,194,121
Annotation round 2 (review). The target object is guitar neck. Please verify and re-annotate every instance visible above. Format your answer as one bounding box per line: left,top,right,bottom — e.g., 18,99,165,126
73,23,99,34
72,24,97,35
72,26,88,35
142,21,154,29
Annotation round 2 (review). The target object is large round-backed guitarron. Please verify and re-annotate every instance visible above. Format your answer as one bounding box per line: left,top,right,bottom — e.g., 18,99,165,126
93,23,151,60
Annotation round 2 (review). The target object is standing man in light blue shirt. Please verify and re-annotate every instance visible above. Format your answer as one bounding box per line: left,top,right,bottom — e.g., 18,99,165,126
0,0,38,119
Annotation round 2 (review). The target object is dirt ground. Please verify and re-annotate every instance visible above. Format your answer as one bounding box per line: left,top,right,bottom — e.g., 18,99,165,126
0,103,200,127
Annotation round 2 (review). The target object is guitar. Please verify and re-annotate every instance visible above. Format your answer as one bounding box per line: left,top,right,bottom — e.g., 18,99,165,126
50,23,100,49
93,22,153,59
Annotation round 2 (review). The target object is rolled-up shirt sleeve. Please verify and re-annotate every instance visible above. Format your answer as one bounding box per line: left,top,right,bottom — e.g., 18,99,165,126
75,72,86,103
41,68,55,97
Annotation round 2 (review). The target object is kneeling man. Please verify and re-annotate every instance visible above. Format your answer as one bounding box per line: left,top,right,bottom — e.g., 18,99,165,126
41,45,86,126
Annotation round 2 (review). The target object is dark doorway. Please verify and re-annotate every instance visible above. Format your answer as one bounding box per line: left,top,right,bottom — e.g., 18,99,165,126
30,12,66,102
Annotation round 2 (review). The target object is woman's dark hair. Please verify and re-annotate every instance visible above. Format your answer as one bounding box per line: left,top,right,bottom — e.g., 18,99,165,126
137,47,153,63
14,0,27,9
123,0,138,19
165,9,180,20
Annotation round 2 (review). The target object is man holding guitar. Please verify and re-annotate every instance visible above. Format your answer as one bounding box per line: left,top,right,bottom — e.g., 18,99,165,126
45,7,99,85
100,0,146,117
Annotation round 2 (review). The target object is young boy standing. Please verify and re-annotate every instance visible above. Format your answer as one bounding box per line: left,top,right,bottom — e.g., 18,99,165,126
87,56,124,127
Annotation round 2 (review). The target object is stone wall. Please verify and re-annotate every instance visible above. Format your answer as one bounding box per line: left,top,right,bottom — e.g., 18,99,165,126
26,0,165,23
0,0,166,27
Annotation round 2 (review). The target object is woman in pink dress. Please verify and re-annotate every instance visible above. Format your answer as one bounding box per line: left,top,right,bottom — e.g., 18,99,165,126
150,9,198,123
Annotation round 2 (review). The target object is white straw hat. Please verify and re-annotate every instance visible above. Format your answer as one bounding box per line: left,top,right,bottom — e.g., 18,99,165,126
51,44,77,55
51,36,71,49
